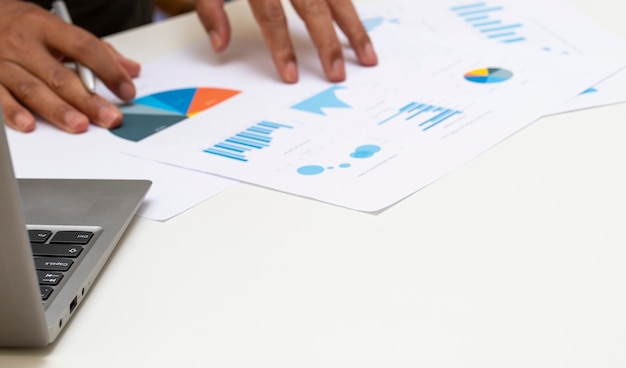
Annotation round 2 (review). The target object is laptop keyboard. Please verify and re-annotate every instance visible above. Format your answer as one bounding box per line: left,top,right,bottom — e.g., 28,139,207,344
28,226,99,301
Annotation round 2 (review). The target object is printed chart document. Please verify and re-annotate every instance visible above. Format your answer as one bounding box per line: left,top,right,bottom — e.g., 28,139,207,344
123,32,621,211
354,0,626,112
8,0,625,218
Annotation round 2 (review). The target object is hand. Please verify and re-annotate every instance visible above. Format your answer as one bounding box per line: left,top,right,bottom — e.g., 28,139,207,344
196,0,378,83
0,0,140,133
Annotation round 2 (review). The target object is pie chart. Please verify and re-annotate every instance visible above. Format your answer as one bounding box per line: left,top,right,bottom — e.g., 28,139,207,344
110,87,241,142
464,68,513,84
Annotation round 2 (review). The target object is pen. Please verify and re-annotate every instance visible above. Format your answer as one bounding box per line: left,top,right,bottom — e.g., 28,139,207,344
51,0,96,93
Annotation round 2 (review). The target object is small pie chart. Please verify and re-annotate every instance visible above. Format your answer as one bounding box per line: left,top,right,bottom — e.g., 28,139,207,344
110,87,240,142
464,67,513,84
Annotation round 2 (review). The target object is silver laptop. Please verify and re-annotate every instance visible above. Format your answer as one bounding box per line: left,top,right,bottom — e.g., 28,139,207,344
0,123,151,347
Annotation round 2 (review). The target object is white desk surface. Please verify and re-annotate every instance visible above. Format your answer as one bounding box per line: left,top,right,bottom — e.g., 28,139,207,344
3,0,626,366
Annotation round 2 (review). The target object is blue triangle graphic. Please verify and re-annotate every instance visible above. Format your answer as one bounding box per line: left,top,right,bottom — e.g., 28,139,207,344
291,85,351,116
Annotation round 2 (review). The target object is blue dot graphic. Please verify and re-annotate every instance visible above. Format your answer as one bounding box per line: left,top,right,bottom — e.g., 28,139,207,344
350,145,381,159
297,165,325,176
297,145,380,176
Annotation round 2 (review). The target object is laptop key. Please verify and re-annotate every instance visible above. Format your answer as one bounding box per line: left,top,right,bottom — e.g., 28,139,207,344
28,230,53,243
50,231,93,245
40,286,54,300
31,244,83,258
37,271,64,285
34,257,74,271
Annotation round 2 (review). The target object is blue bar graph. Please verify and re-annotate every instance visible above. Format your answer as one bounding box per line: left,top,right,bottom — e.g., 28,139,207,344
377,102,462,131
204,121,293,162
451,2,526,44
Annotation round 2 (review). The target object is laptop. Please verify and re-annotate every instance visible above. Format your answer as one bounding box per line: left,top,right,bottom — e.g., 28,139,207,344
0,123,151,347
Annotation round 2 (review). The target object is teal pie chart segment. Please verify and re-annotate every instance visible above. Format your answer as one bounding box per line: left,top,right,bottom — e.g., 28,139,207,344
110,112,186,142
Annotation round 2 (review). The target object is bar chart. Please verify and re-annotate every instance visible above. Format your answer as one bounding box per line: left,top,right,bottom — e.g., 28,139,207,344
203,121,294,162
450,2,526,44
377,101,463,131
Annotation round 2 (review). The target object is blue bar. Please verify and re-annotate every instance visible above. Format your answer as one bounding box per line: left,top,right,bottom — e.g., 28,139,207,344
247,126,272,134
450,3,486,11
480,23,522,33
465,15,489,22
473,20,501,27
458,6,503,17
419,109,453,127
214,143,249,152
422,105,435,113
226,137,267,149
487,32,516,39
378,111,403,125
422,121,441,131
502,37,526,43
399,102,419,112
422,111,461,131
406,104,424,113
407,103,425,113
427,110,459,126
204,148,248,162
237,131,272,142
258,121,293,129
406,105,434,120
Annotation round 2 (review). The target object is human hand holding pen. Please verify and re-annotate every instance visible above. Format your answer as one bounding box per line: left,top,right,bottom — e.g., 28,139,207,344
51,0,96,93
0,0,139,133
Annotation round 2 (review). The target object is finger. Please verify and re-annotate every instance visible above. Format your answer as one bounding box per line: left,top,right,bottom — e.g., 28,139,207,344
5,45,124,130
248,0,299,83
0,84,36,132
196,0,231,52
104,42,141,78
42,22,137,102
0,61,90,133
327,0,377,66
0,62,122,133
290,0,345,82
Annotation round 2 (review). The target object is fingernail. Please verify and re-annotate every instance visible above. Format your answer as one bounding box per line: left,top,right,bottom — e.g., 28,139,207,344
98,105,122,128
283,61,298,83
14,112,33,131
119,81,136,102
329,58,346,82
362,43,378,65
64,110,88,132
209,31,222,51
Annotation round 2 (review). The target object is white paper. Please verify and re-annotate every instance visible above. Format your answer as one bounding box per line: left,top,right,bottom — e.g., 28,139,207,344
123,33,621,211
8,0,625,218
355,0,626,112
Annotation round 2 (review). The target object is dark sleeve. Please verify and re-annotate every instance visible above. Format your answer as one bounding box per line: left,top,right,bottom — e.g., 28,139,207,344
26,0,154,37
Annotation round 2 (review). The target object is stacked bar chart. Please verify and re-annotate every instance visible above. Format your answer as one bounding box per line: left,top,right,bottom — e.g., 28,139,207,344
377,102,463,131
204,121,293,162
450,2,526,44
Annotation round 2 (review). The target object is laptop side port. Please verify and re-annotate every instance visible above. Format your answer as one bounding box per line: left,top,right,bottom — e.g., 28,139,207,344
69,296,78,314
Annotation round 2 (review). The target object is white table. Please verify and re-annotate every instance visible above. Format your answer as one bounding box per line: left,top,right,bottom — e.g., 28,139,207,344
3,0,626,366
